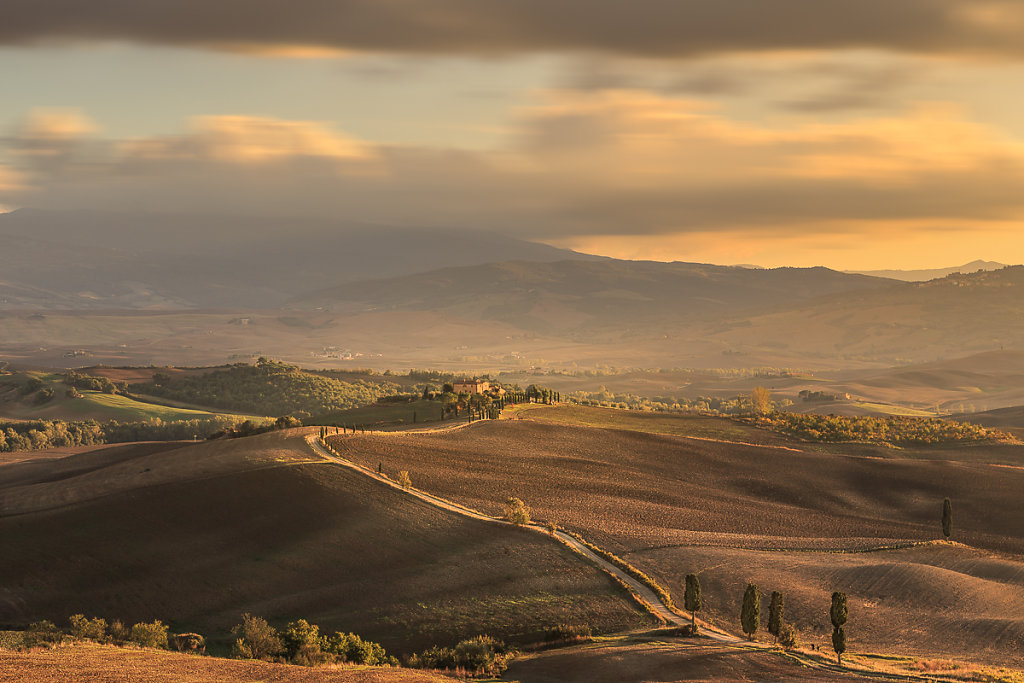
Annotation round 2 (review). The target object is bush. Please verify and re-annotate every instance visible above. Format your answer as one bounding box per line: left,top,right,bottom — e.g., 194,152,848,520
231,613,283,661
504,496,531,525
22,621,62,648
324,632,395,666
408,636,514,675
778,623,798,650
69,614,107,642
108,620,130,644
397,470,412,488
282,619,322,666
172,632,206,654
129,620,169,649
454,636,513,676
544,624,592,644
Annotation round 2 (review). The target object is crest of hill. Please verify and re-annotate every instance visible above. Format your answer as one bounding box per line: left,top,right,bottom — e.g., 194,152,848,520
0,209,597,309
0,431,650,653
706,265,1024,363
848,259,1009,282
291,259,896,333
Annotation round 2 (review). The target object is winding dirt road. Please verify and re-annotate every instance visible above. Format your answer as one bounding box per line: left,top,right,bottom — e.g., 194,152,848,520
305,432,941,682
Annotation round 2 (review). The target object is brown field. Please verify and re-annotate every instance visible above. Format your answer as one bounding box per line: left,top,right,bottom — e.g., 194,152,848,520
328,411,1024,665
500,637,879,683
0,430,652,654
0,642,456,683
518,404,1024,464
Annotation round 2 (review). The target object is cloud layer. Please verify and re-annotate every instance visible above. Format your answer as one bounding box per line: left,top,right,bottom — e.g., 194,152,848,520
5,1,1024,59
5,94,1024,263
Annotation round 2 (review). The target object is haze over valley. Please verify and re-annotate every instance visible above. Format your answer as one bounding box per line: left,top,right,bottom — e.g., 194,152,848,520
4,2,1024,681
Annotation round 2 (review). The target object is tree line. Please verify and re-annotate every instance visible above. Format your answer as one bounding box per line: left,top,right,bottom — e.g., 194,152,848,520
745,411,1004,445
139,358,401,418
0,415,282,453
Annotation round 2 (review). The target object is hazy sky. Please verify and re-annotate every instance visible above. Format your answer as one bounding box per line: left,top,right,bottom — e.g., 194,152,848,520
3,1,1024,269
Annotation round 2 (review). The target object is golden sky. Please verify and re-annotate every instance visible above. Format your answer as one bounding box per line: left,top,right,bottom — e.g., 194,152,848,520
2,1,1024,270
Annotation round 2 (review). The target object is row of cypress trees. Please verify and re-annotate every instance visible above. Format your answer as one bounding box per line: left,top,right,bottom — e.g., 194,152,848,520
685,574,846,664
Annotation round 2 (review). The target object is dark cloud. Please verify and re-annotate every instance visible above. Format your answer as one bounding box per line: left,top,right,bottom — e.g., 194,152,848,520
3,1,1023,59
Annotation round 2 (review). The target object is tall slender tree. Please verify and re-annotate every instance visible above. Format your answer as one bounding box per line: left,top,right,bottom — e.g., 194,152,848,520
741,584,760,640
768,591,784,644
684,574,702,631
942,497,953,540
830,592,848,666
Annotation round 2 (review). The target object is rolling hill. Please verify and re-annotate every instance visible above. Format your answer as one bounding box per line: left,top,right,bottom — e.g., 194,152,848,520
292,260,896,336
848,259,1009,282
707,266,1024,364
327,409,1024,665
0,430,652,653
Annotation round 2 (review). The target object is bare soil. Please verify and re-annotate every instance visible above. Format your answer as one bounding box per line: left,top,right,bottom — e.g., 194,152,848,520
0,431,652,654
327,414,1024,665
0,642,455,682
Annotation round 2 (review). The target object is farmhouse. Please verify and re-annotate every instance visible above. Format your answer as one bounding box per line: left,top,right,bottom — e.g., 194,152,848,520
453,378,491,394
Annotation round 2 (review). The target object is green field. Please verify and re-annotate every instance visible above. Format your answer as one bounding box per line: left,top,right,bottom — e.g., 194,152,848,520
313,399,446,429
0,372,260,423
852,401,936,417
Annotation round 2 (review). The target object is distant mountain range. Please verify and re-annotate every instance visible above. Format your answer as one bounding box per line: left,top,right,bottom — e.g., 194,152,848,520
3,208,1024,369
847,260,1008,282
0,209,597,309
291,260,896,335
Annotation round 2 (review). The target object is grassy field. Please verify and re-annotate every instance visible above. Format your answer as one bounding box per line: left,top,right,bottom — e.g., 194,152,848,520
327,412,1024,666
0,641,457,682
0,372,258,423
314,400,444,429
0,431,652,655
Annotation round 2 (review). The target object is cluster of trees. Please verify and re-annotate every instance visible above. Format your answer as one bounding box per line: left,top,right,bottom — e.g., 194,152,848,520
231,614,396,667
566,388,790,415
63,371,128,395
0,416,281,453
17,614,173,651
405,635,514,676
747,412,1003,445
798,390,847,403
139,358,400,417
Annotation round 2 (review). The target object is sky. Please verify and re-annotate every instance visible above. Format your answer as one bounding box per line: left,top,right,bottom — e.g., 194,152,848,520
3,1,1024,270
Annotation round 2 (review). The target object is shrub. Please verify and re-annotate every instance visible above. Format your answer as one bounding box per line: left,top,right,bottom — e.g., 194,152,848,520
172,632,206,654
543,624,592,644
22,620,62,648
408,636,514,675
282,619,322,666
453,635,513,676
69,614,107,642
778,623,798,650
407,644,456,670
324,632,395,666
397,470,412,488
504,496,531,525
108,620,130,644
231,613,283,661
129,620,169,649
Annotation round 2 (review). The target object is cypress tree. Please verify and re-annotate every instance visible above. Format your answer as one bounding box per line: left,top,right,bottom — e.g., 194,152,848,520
830,592,848,665
832,627,846,666
684,574,702,630
942,497,953,540
741,584,760,640
768,591,784,644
